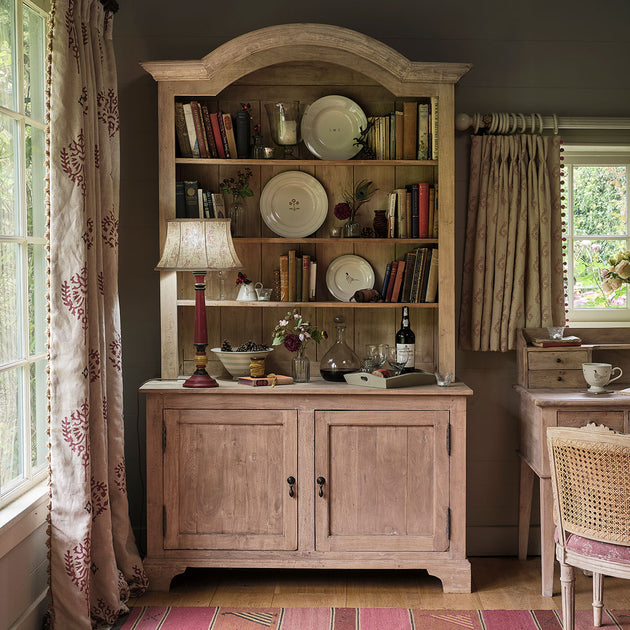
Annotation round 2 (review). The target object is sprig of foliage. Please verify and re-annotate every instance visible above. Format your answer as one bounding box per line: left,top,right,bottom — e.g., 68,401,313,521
220,168,254,199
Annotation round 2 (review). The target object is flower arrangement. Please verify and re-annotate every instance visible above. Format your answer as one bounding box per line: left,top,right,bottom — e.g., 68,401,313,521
271,309,327,357
235,271,251,286
602,249,630,294
333,179,377,227
220,168,254,200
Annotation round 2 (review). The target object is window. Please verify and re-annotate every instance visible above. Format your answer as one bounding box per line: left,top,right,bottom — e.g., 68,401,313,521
563,145,630,325
0,0,48,506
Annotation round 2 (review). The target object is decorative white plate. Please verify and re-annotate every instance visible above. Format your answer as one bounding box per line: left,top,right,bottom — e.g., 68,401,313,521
326,254,375,302
301,95,368,160
259,171,328,238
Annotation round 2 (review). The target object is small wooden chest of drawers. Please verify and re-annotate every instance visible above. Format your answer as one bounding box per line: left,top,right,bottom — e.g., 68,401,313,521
524,348,591,388
516,327,630,390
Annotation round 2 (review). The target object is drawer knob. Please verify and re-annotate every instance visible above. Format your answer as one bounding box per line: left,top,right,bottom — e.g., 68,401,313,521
557,376,563,381
287,476,296,498
556,358,562,363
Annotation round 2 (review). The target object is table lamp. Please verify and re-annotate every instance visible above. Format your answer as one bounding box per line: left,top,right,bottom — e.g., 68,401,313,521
155,219,242,387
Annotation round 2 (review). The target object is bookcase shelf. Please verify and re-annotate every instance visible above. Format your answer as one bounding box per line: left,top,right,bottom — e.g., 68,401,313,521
177,300,439,309
175,158,439,167
234,237,439,245
142,24,470,381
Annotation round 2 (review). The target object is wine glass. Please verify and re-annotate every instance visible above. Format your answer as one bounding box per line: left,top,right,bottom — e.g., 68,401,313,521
387,346,410,376
365,344,388,370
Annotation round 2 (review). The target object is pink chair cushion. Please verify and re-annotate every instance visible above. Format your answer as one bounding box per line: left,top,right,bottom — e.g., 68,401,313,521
556,528,630,564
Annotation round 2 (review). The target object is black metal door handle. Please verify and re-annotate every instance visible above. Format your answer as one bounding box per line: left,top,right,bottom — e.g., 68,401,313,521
287,476,296,498
316,476,326,497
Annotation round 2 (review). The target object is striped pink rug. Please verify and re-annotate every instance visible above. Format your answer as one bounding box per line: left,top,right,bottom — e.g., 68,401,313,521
115,607,630,629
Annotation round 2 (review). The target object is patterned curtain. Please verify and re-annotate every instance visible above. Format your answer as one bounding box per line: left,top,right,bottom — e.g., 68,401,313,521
47,1,147,628
459,134,565,352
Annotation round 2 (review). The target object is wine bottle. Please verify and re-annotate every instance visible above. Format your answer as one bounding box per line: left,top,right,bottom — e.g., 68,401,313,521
395,306,415,372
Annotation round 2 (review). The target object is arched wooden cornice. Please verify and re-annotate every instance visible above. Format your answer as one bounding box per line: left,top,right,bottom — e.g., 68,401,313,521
141,23,471,95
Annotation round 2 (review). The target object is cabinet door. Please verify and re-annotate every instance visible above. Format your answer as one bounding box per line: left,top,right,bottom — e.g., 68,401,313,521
163,408,298,551
314,410,450,552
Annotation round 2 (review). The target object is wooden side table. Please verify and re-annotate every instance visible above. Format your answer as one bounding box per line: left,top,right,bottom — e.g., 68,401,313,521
514,385,630,596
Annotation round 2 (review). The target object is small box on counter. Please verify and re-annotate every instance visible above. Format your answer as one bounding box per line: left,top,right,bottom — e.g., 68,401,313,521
237,375,294,387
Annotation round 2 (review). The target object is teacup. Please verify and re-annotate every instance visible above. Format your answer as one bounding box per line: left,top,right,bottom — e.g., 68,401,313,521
582,363,623,393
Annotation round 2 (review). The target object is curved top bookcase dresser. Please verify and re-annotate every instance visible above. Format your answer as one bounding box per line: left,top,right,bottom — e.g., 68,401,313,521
141,24,471,381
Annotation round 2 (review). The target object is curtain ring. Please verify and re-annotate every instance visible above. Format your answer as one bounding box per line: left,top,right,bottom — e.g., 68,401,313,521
552,113,559,135
518,113,527,134
536,113,543,135
488,113,497,134
509,113,518,134
500,112,507,134
473,112,481,134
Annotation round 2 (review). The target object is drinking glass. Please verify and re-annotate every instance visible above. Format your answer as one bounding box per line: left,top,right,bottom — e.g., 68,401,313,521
387,346,409,376
365,344,388,370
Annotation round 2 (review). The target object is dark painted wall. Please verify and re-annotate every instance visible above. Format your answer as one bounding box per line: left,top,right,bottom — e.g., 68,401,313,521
113,0,630,555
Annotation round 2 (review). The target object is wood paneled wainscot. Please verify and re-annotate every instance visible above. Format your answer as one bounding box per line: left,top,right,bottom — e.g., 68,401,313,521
141,379,472,593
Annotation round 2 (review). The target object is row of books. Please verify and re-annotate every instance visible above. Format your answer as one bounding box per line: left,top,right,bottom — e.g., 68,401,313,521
279,251,317,302
366,98,439,161
380,247,438,303
386,182,438,239
175,180,226,219
175,101,244,159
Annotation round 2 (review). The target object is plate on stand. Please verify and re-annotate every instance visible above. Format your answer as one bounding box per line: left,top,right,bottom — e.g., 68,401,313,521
301,95,368,160
259,171,328,238
325,254,375,301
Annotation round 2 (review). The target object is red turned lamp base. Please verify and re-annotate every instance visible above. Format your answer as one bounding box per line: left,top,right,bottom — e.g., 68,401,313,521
183,370,219,388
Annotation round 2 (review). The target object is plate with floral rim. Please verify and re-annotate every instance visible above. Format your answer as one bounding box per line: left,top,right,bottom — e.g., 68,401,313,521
259,171,328,238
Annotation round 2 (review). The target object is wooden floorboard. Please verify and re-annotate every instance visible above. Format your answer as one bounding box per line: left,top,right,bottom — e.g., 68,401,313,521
129,557,630,609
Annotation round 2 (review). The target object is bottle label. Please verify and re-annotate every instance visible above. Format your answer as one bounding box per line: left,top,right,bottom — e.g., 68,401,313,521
396,343,415,368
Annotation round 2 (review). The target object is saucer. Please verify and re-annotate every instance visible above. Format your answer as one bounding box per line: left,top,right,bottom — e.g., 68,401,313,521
585,389,612,395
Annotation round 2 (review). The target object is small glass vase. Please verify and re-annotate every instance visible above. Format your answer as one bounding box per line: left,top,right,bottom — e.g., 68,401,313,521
344,221,361,238
265,101,301,159
229,199,245,237
292,353,310,383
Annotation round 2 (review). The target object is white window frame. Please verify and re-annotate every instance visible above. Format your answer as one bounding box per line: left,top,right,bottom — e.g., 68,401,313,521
563,144,630,328
0,0,48,508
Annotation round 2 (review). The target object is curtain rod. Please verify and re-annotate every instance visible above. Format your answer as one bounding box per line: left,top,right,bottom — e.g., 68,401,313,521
455,112,630,134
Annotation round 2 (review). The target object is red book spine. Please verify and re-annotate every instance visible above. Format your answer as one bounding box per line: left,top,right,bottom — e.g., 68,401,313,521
417,182,430,238
209,112,226,159
385,260,398,302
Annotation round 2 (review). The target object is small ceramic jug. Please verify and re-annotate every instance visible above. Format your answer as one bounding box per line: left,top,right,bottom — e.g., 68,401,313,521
236,283,257,301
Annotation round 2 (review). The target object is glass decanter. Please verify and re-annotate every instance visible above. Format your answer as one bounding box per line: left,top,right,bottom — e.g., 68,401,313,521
319,315,360,382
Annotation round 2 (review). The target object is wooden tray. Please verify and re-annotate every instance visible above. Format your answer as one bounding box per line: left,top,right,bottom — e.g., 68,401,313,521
344,370,436,389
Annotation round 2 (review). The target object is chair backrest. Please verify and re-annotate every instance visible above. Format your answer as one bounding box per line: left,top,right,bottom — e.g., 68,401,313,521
547,423,630,546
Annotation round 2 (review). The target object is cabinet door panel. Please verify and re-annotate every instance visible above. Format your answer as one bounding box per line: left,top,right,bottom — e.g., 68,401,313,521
164,408,297,551
315,410,449,552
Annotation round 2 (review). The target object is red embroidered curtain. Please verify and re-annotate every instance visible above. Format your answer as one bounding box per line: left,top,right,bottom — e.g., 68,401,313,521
47,1,147,627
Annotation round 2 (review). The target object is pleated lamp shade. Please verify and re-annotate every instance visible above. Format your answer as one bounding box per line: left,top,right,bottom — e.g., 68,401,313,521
155,219,243,272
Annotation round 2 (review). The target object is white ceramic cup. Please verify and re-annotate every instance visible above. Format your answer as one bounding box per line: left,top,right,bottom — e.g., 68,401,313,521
582,363,623,393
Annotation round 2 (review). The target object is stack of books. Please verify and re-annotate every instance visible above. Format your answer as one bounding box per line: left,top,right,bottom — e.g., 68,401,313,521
380,247,438,303
175,180,226,219
386,183,437,238
175,101,243,159
365,98,439,161
278,251,317,302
